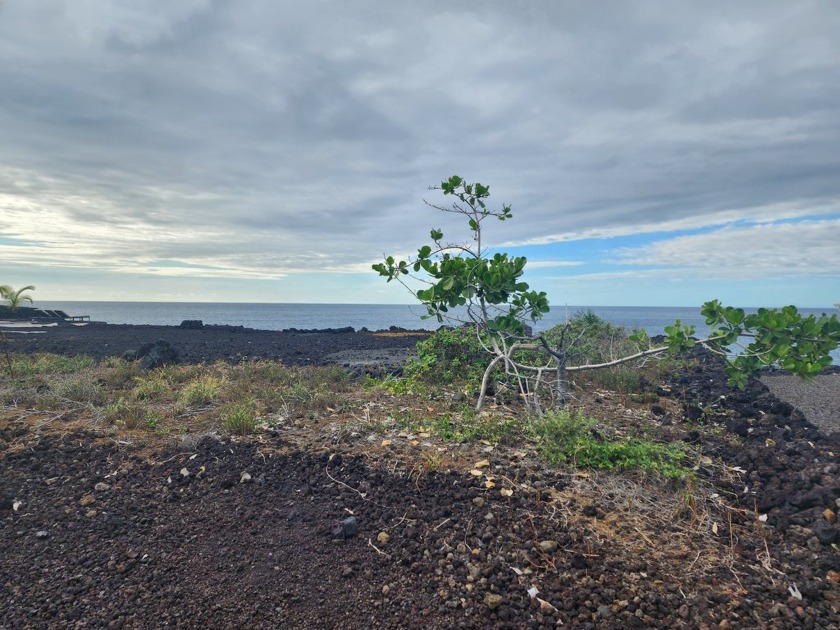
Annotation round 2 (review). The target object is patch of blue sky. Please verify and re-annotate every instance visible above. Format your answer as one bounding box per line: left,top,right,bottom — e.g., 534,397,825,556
494,211,840,275
0,236,36,246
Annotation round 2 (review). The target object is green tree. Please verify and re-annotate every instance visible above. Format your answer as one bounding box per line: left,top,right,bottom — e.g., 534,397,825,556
373,175,549,336
375,176,840,411
0,284,36,310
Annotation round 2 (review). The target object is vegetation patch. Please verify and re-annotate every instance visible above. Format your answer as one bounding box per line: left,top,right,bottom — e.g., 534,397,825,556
529,409,690,479
221,402,258,436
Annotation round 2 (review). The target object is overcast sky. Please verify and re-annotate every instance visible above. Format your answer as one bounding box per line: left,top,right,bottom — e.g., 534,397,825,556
1,1,838,307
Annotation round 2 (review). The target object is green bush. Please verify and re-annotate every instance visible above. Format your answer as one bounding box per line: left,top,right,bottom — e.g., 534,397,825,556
542,310,640,366
404,327,494,391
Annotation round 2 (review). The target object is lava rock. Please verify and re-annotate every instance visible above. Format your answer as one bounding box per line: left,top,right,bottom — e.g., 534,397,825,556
123,339,180,370
808,519,838,545
333,516,358,539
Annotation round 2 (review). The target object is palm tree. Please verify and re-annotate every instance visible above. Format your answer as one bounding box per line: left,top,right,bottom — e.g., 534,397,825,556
0,284,36,310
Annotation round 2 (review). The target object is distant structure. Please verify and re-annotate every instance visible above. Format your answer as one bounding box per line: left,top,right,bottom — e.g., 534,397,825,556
0,305,89,323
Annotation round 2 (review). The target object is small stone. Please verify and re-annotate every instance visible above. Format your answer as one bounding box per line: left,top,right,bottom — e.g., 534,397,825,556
79,494,95,507
341,565,354,578
538,540,558,553
484,593,503,610
333,516,358,539
597,604,612,619
472,497,485,507
377,531,390,545
483,512,494,522
85,510,97,518
35,530,48,538
94,482,110,492
382,584,390,595
823,508,837,524
180,468,190,478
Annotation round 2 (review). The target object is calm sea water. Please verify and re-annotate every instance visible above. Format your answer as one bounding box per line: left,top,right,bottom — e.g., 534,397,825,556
36,301,837,341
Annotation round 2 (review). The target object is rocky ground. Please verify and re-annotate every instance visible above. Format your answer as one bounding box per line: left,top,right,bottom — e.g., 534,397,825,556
0,322,427,369
1,326,839,628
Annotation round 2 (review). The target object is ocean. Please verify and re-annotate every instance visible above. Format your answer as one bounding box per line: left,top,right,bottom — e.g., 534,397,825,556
35,300,838,340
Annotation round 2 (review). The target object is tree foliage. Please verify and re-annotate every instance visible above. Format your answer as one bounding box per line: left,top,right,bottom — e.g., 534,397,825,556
701,301,840,387
0,284,36,310
373,175,549,336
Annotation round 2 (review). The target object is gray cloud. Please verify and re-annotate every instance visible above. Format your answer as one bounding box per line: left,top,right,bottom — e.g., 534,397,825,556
1,0,839,288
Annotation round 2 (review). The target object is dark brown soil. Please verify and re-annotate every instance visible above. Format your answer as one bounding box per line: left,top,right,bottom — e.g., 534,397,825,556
2,328,839,628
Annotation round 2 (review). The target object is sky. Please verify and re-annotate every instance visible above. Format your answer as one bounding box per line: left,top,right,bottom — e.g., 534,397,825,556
1,1,839,308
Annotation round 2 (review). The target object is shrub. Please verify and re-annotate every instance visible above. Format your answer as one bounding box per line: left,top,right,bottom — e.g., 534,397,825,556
542,310,640,365
404,326,494,391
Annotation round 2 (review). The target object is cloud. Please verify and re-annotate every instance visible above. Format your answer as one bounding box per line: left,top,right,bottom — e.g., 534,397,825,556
0,1,838,302
611,219,840,278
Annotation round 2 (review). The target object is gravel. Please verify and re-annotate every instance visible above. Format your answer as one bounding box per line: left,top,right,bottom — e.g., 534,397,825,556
760,373,840,436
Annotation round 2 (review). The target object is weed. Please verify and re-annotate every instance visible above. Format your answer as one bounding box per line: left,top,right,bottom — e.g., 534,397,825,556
157,363,204,384
377,374,428,397
102,397,149,429
103,358,143,388
221,403,257,436
422,408,524,444
178,374,222,407
132,374,169,401
529,409,690,478
145,409,163,430
54,375,104,405
421,451,444,471
12,353,95,378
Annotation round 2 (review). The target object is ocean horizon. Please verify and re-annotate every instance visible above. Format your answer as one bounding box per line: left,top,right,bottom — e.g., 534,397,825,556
34,301,839,338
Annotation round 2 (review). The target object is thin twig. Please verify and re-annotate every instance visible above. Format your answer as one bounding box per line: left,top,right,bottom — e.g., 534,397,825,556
324,465,369,500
